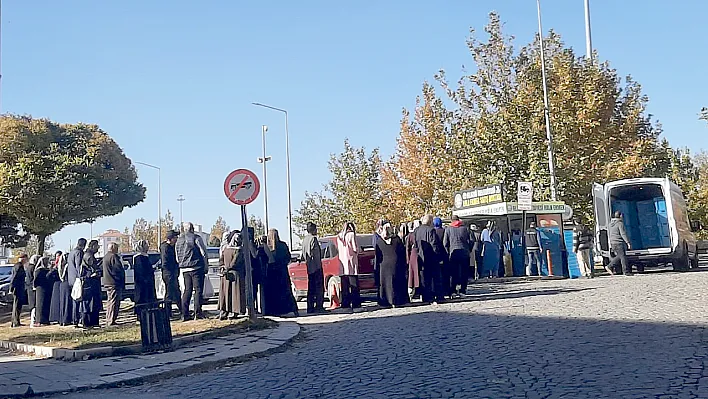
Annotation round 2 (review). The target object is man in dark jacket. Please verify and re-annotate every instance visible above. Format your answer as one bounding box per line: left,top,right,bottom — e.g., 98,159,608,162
573,220,594,278
415,214,445,304
160,230,182,318
443,215,471,298
102,243,125,326
525,222,543,276
301,222,324,314
469,224,482,280
10,254,29,327
66,238,87,325
607,211,632,276
176,223,208,320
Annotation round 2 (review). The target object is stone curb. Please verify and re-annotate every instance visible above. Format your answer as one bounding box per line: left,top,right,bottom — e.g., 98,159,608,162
0,324,270,361
2,321,301,398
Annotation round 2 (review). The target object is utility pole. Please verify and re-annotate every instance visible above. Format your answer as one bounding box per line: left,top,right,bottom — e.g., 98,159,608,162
536,0,558,202
584,0,593,61
251,103,294,248
177,195,185,229
257,125,272,232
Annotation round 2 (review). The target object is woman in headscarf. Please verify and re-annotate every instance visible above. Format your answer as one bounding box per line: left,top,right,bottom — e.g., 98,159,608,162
404,221,420,299
49,251,63,324
57,252,73,326
33,256,58,326
80,240,102,328
337,222,360,309
218,230,246,320
481,221,502,278
26,255,40,327
375,221,409,307
133,240,157,317
218,231,230,257
262,229,299,317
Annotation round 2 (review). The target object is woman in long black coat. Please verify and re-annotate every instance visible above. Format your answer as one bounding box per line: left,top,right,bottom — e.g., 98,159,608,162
10,255,29,328
49,251,63,323
133,240,157,317
80,241,102,328
57,253,73,326
34,256,59,326
375,222,409,308
262,229,299,317
218,231,246,319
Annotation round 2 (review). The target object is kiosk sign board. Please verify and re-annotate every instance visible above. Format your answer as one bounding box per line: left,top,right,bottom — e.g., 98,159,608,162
453,184,504,210
517,181,533,211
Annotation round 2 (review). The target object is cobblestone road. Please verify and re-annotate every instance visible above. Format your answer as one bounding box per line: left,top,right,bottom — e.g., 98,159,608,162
58,270,708,398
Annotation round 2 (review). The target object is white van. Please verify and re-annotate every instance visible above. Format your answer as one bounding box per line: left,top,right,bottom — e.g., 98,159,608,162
592,177,700,271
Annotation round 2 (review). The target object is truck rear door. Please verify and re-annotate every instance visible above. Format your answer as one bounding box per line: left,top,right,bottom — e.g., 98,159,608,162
593,183,609,257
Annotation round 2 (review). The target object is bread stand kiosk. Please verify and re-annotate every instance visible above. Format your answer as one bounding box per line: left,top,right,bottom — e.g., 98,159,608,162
452,185,570,277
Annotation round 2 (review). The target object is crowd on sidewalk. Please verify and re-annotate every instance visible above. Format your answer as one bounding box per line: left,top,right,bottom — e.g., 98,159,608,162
7,211,635,328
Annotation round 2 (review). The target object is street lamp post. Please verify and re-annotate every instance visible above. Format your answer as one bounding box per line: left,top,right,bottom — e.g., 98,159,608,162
177,195,185,229
257,125,272,232
536,0,558,202
251,102,293,248
135,161,162,248
584,0,593,61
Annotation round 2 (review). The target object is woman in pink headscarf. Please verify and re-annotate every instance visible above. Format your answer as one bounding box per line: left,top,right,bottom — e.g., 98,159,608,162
337,222,360,309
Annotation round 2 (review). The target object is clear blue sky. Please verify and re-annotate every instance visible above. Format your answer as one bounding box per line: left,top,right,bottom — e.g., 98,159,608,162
4,0,707,251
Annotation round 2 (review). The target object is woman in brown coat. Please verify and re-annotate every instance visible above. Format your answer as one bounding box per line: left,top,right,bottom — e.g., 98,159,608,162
218,230,246,320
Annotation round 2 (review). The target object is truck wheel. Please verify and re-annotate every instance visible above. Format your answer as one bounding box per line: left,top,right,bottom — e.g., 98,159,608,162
673,243,690,272
690,253,700,269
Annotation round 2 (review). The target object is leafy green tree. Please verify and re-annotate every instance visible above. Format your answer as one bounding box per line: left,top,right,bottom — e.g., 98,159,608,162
131,218,153,249
120,227,131,253
0,214,28,248
294,140,383,236
209,216,229,245
427,12,668,222
19,235,54,256
248,214,266,239
0,115,145,254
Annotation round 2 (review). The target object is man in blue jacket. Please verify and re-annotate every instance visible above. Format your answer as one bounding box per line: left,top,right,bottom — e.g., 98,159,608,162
66,238,87,326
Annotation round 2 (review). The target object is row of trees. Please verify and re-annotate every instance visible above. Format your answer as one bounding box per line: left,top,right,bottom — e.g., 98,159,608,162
0,115,146,255
295,13,708,239
124,213,266,251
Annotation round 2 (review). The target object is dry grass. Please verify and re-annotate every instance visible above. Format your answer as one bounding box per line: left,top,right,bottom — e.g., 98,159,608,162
0,316,274,350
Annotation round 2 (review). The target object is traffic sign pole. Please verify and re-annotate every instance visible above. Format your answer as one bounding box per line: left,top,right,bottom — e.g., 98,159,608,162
224,168,262,322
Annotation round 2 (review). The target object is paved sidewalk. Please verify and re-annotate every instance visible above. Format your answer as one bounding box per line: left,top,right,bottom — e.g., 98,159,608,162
0,321,300,398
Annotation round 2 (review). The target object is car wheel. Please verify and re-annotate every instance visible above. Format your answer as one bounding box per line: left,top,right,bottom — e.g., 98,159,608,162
673,243,691,272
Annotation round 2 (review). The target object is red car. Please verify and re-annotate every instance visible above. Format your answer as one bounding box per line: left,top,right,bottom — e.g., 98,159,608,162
289,234,376,301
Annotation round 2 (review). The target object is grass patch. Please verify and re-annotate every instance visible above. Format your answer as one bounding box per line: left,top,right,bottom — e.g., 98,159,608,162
0,317,274,350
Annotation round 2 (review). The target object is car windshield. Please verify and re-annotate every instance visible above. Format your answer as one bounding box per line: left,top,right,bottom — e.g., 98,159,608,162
0,266,12,276
206,248,220,260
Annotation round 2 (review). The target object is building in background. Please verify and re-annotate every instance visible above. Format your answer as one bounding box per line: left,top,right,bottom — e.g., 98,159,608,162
94,229,128,257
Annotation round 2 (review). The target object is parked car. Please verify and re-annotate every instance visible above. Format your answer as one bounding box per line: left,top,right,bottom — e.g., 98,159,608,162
0,264,14,303
593,177,700,271
100,252,161,300
205,247,221,298
288,234,376,302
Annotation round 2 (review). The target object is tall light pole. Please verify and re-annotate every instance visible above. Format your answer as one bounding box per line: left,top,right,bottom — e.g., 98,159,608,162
584,0,593,61
135,162,162,247
257,125,272,232
536,0,558,201
177,195,185,229
252,102,293,248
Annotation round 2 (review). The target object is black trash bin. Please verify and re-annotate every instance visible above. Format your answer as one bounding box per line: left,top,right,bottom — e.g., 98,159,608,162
137,300,173,352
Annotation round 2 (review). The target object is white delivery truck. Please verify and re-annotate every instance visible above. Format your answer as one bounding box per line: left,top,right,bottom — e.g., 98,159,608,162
592,177,700,271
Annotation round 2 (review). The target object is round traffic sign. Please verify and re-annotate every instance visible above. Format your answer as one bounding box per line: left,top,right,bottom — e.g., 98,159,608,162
223,169,261,206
